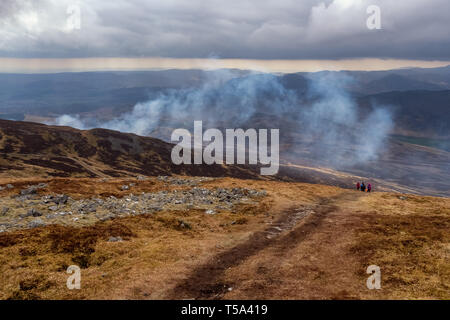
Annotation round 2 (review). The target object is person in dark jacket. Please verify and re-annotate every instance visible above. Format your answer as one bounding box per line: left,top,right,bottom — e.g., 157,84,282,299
367,183,372,193
361,182,366,192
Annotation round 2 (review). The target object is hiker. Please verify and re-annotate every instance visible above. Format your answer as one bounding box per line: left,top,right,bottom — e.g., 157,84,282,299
361,182,366,192
367,183,372,193
356,182,360,190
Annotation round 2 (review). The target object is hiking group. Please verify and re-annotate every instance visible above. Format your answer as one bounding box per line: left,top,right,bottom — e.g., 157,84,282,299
356,181,372,192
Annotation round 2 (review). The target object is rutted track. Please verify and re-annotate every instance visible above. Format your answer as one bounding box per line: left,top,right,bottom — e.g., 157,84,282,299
167,194,348,299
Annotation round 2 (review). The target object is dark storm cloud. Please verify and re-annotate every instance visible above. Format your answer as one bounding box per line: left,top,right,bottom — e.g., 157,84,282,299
0,0,450,60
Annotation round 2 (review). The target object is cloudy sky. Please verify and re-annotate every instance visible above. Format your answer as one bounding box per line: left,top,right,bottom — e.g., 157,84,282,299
1,0,449,71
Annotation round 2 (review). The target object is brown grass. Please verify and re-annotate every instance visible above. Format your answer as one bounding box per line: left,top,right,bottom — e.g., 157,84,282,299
0,177,448,300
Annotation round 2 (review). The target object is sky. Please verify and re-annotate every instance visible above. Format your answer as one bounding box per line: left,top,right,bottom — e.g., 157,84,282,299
1,0,449,72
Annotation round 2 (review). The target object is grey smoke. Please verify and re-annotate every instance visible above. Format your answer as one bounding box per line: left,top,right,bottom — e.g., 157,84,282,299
54,70,393,168
299,72,393,166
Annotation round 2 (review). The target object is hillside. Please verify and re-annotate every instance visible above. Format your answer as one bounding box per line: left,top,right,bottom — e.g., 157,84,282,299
1,119,449,197
0,176,448,299
0,119,261,180
0,119,448,300
358,90,450,138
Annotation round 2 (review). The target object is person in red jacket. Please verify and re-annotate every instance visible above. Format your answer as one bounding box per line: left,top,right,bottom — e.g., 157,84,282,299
367,183,372,193
356,182,360,190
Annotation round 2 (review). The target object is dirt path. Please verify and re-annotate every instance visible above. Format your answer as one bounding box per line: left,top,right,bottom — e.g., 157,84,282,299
167,192,355,299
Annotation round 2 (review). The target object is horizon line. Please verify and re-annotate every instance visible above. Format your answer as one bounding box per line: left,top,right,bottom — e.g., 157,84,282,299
1,57,450,74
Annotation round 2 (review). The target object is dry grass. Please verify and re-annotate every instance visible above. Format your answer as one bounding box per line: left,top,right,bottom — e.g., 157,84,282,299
350,192,450,299
0,177,448,300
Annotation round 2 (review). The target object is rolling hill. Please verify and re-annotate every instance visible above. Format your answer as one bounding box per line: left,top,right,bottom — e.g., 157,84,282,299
0,119,261,179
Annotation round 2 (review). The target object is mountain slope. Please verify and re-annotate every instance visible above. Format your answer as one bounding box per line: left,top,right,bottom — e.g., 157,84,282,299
0,119,261,179
357,90,450,137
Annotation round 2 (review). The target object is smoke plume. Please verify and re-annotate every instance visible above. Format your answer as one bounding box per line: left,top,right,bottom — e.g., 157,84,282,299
54,69,393,168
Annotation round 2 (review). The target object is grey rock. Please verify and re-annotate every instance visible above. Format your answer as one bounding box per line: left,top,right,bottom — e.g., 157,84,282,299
28,208,43,217
28,218,45,228
53,194,69,205
178,220,191,229
108,236,123,242
20,186,37,196
1,207,9,216
76,201,98,214
121,185,129,191
148,205,162,212
99,214,114,221
6,184,13,189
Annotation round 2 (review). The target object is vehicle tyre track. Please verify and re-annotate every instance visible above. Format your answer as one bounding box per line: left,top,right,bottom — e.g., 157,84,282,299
167,194,348,299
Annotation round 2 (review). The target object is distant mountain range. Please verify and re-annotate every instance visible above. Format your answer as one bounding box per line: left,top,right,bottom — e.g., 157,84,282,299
0,67,449,196
0,118,448,197
0,66,449,138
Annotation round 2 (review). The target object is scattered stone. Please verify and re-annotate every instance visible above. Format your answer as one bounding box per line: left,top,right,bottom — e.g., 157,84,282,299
20,183,47,196
99,214,114,221
74,201,98,214
53,194,69,205
108,236,123,242
20,186,38,196
178,220,191,229
121,185,129,191
0,178,266,232
1,207,8,216
399,196,407,200
6,184,13,189
28,208,43,217
28,218,45,228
